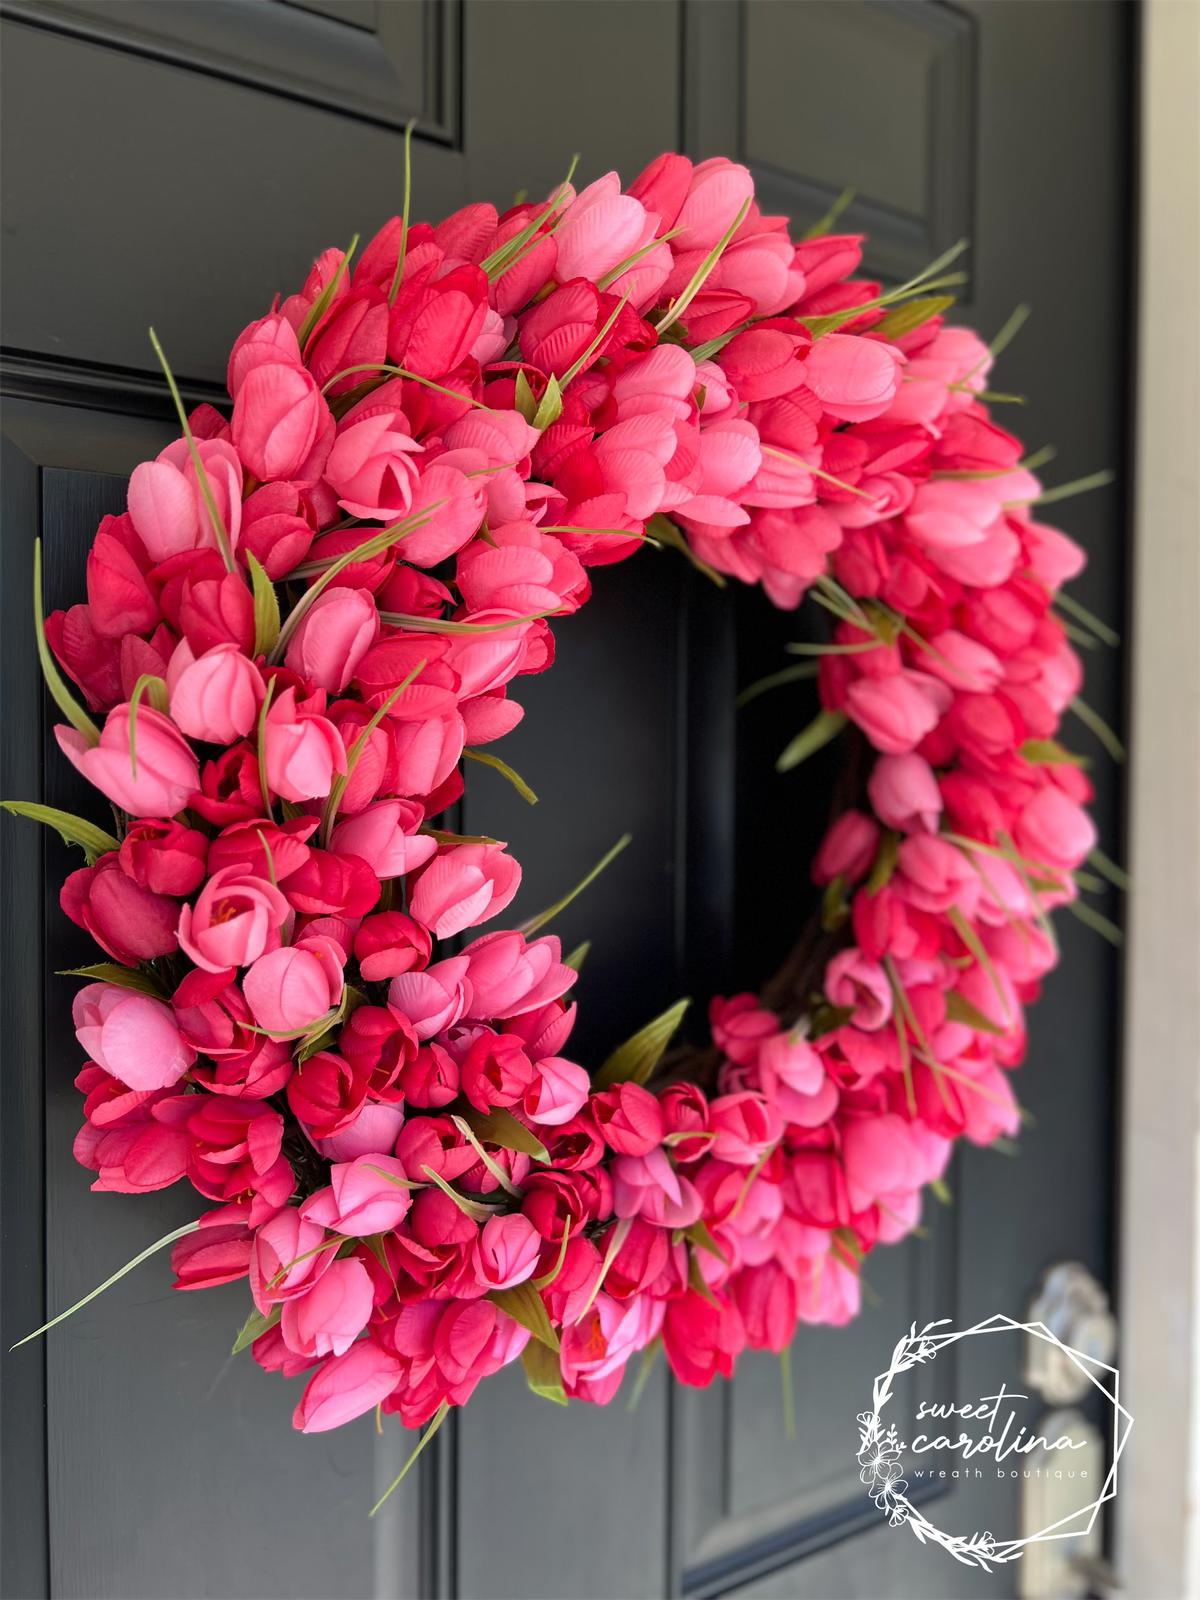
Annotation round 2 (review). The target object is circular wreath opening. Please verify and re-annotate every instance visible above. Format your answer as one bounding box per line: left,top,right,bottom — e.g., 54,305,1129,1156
12,150,1119,1467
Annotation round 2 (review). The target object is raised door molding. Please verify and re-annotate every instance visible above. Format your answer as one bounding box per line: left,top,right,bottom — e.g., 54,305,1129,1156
685,0,976,287
0,0,460,140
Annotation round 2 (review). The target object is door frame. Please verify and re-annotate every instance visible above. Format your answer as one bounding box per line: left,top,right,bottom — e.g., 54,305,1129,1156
1118,4,1200,1597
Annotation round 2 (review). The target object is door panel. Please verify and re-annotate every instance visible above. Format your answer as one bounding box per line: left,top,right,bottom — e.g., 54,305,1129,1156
1,3,1131,1597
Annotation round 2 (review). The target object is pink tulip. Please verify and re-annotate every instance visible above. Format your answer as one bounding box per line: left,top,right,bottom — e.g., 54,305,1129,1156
61,855,179,965
522,1057,590,1126
73,982,196,1091
281,1258,374,1359
841,1112,924,1213
842,671,946,755
593,1083,665,1156
166,640,265,744
708,1092,782,1165
177,866,290,973
1014,784,1098,871
227,310,304,397
460,1031,535,1114
389,714,465,798
408,843,521,939
456,522,587,615
802,334,904,423
284,587,379,694
824,950,893,1032
243,934,345,1037
611,1147,702,1228
330,799,436,879
56,704,200,819
719,326,809,402
471,1212,542,1291
300,1153,413,1236
86,521,159,639
895,835,980,916
250,1208,337,1314
757,1031,838,1127
353,911,431,982
127,438,242,563
313,1102,407,1163
325,409,423,522
554,173,652,282
388,956,472,1038
239,481,317,580
262,686,347,803
812,811,881,886
461,930,576,1019
867,753,943,834
232,362,331,484
672,157,756,250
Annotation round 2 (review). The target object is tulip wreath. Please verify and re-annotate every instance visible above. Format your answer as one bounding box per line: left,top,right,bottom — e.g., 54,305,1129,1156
9,148,1120,1493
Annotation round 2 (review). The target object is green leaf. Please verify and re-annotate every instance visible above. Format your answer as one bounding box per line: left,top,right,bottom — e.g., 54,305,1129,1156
594,996,690,1089
1065,897,1124,947
513,368,539,423
931,1178,954,1206
944,990,1004,1036
451,1114,522,1197
1089,845,1130,893
458,1105,550,1164
231,1303,280,1355
370,1399,450,1516
736,662,819,708
625,1338,661,1412
519,832,632,938
1055,590,1120,648
521,1338,568,1405
33,539,100,745
387,120,416,307
532,374,563,431
463,747,538,804
947,905,1011,1022
802,186,855,240
148,331,237,573
420,1166,498,1222
688,1248,719,1304
58,962,168,997
656,196,752,337
1,801,118,862
563,940,590,973
9,1219,200,1349
865,830,901,895
247,552,280,657
321,663,425,841
776,709,847,773
1069,695,1126,763
127,672,169,781
1020,739,1089,767
559,292,631,390
685,1218,727,1264
1033,469,1115,508
875,294,956,340
490,1280,559,1351
419,827,500,847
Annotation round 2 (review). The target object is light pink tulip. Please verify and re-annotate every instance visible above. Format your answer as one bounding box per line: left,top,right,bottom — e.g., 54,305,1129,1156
243,934,345,1037
73,982,196,1091
281,1258,374,1359
284,587,379,694
300,1153,413,1236
408,843,521,939
812,811,881,886
325,411,423,522
293,1338,402,1433
843,671,945,755
390,715,465,798
329,798,436,878
127,438,242,562
177,866,290,973
471,1212,542,1291
56,704,200,819
249,1207,337,1314
167,640,265,744
554,173,652,283
612,1147,702,1228
262,686,347,803
461,930,577,1019
672,157,755,250
708,1092,783,1166
1014,784,1097,871
388,956,473,1039
867,753,943,834
522,1056,591,1126
757,1031,838,1127
802,334,904,423
824,950,892,1031
313,1102,407,1163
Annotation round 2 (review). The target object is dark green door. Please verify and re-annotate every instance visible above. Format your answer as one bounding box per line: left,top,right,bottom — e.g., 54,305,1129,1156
1,3,1130,1596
